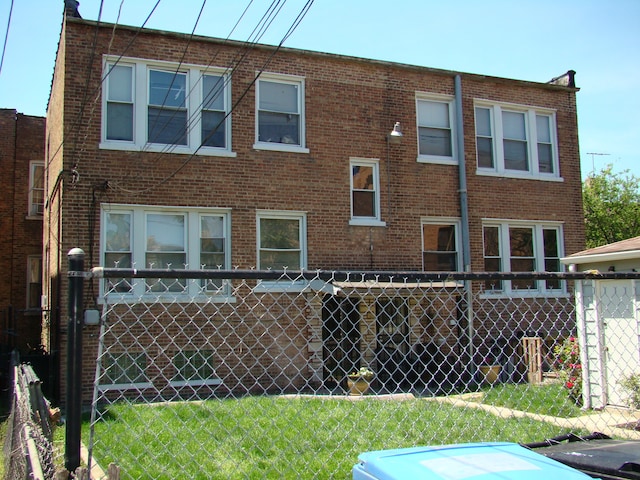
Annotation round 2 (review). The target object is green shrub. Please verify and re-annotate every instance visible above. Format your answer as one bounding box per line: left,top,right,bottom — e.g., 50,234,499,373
620,373,640,409
554,336,582,406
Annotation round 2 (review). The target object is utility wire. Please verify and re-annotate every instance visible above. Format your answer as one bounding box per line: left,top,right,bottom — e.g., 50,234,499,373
0,0,14,77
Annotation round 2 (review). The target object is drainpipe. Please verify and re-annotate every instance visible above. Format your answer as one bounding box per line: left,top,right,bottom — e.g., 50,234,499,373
454,75,474,374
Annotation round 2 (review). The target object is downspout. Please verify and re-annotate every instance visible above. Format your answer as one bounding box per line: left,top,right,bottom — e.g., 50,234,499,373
454,75,474,372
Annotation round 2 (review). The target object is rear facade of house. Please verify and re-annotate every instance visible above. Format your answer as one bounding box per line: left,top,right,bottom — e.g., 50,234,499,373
44,15,584,403
0,110,45,357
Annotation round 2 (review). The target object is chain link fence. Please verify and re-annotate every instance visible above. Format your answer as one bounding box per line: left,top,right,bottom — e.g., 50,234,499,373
84,269,640,479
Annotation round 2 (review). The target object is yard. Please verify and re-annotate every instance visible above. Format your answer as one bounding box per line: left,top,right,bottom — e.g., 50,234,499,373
83,384,589,479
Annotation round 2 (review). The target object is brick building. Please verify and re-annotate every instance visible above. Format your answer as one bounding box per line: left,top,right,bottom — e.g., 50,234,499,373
44,12,584,403
0,110,45,360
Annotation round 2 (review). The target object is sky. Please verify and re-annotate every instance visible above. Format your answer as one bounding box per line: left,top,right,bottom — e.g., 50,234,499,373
0,0,638,179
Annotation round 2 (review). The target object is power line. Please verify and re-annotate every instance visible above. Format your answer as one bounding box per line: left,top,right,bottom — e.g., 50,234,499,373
0,0,14,77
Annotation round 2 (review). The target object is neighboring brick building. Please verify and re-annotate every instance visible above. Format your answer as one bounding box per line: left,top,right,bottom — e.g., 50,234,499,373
45,12,584,403
0,110,45,356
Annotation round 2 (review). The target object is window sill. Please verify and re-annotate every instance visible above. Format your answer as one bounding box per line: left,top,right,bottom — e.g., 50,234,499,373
480,290,569,300
417,156,458,166
169,379,222,387
99,293,236,304
475,169,564,182
99,141,237,157
253,142,310,154
349,219,387,227
97,382,154,392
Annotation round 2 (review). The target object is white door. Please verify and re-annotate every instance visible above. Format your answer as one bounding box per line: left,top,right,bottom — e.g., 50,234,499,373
599,280,640,406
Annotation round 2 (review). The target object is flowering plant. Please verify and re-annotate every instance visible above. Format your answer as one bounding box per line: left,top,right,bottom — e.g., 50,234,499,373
554,336,582,405
347,367,374,380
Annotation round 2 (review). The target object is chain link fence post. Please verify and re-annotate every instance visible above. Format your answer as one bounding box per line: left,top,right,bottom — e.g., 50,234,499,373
65,247,85,474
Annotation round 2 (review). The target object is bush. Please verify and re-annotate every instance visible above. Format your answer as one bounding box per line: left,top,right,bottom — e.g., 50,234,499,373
554,336,582,406
620,373,640,409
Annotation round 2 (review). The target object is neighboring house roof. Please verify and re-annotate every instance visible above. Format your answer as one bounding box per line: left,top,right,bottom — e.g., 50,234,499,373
562,236,640,265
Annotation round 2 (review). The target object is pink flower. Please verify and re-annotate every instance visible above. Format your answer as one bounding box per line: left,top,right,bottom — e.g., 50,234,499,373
566,381,574,389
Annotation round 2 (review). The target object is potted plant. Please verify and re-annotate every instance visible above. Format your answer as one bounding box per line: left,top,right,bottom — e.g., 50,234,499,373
346,367,374,395
479,354,501,385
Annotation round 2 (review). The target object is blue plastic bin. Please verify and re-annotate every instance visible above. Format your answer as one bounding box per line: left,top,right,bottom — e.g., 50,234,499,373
352,442,596,479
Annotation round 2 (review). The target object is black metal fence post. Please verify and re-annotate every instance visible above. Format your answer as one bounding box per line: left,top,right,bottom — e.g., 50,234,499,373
65,248,85,474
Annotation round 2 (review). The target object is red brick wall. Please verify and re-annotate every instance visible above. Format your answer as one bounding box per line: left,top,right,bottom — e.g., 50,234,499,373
0,109,45,352
47,18,584,404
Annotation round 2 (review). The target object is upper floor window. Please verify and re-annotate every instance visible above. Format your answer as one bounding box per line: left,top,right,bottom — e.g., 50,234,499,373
101,204,231,300
482,221,564,296
257,210,307,271
416,94,456,164
475,102,559,179
422,219,461,271
349,158,385,227
254,73,308,153
102,57,233,157
28,161,44,217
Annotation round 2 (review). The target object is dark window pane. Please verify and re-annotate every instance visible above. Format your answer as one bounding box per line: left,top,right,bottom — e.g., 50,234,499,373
201,110,225,147
148,107,187,145
423,252,457,271
258,111,299,144
483,227,500,256
419,127,452,156
107,103,133,141
538,143,553,173
477,137,494,168
352,191,375,217
504,140,528,170
509,228,534,257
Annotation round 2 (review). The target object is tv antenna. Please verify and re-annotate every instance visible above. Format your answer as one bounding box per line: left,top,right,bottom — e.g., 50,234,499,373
585,152,610,173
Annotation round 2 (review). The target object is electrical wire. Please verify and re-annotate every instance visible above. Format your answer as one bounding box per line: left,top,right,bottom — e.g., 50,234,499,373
0,0,14,77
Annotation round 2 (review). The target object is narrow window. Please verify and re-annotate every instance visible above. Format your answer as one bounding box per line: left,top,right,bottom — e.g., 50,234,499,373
200,214,226,291
483,226,502,291
350,158,383,225
106,64,134,141
148,69,187,145
536,115,554,173
543,228,561,289
475,107,494,169
28,161,44,216
104,211,132,292
201,74,226,148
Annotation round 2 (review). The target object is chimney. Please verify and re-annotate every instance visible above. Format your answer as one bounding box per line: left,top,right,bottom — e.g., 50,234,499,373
64,0,82,18
548,70,576,88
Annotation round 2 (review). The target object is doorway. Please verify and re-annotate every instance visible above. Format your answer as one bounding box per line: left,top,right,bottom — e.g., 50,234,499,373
322,296,361,384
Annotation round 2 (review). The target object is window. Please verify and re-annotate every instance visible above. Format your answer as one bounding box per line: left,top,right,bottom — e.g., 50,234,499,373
254,74,307,153
102,57,233,156
171,350,220,387
101,205,231,300
482,222,564,295
416,95,456,164
26,256,42,310
422,220,460,271
475,102,559,178
28,161,44,217
257,211,306,271
101,351,150,389
350,158,385,226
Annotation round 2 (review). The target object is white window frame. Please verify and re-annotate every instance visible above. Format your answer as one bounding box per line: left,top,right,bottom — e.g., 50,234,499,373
100,204,232,302
100,56,235,157
416,93,457,165
474,100,561,181
349,158,386,227
256,210,307,292
253,72,308,154
420,218,461,271
28,161,44,218
481,220,566,297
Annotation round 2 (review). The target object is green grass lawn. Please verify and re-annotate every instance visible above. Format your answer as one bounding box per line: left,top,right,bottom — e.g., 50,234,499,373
479,382,588,418
85,395,588,479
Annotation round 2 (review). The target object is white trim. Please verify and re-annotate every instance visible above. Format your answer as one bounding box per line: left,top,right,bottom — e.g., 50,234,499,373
254,72,307,152
562,250,640,265
415,93,457,165
474,100,561,180
100,55,234,156
350,157,384,225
